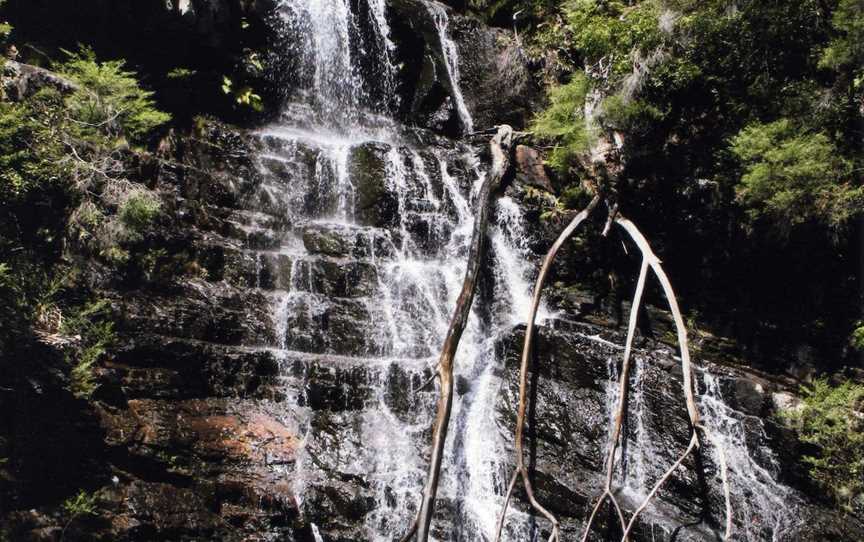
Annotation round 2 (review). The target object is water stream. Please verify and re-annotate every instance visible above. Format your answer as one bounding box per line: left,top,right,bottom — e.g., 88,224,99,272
258,1,532,539
245,1,800,540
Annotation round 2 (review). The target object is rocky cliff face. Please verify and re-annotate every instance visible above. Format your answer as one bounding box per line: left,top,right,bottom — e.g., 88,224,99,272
1,2,861,542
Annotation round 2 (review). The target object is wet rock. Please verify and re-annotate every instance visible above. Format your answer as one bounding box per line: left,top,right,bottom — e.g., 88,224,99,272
388,0,460,134
514,145,554,192
448,15,543,131
114,280,277,347
307,259,379,298
214,243,292,290
303,225,352,257
350,142,399,227
302,223,397,260
283,296,377,356
492,321,864,541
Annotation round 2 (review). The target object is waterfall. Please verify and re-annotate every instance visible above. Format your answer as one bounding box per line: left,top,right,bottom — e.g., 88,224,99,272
423,0,475,134
255,1,530,539
244,2,812,540
699,371,802,541
600,354,800,539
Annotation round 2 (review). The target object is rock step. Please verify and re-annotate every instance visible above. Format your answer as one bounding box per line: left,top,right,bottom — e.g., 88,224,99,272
270,356,433,413
277,290,450,359
114,281,277,348
253,135,469,228
300,222,399,259
107,332,435,407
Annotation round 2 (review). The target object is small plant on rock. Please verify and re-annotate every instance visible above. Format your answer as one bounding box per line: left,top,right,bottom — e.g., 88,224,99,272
784,378,864,514
61,489,99,538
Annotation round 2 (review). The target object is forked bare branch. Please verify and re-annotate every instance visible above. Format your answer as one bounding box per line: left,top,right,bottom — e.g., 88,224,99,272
495,194,602,542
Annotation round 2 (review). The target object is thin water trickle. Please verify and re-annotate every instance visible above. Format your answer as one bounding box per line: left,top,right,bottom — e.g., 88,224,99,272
699,371,801,541
423,0,474,134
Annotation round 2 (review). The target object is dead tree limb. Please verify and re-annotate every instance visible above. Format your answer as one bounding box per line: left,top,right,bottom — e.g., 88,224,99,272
579,257,648,542
494,194,602,542
403,125,514,542
613,215,732,541
493,207,732,541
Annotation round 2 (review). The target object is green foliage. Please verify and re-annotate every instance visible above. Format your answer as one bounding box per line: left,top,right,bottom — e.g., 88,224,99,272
166,67,196,80
819,0,864,73
850,323,864,351
119,191,161,235
57,47,170,144
563,0,663,79
221,75,263,112
784,379,864,513
62,489,99,518
61,299,115,399
731,119,862,235
531,74,592,173
0,91,66,204
601,94,664,132
462,0,559,24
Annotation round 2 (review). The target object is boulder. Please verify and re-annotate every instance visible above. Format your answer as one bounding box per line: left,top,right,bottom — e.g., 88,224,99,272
514,144,554,192
1,60,77,101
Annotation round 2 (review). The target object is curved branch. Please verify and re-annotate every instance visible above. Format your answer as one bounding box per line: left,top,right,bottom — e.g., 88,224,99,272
580,257,648,542
404,125,514,542
614,215,734,540
495,194,602,542
614,216,699,427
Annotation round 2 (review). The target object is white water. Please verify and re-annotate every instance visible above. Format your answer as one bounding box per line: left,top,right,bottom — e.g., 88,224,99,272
699,371,802,540
601,353,799,539
423,0,475,134
257,2,526,540
249,2,806,540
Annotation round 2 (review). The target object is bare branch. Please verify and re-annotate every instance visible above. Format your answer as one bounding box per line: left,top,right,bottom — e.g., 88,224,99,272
495,194,602,542
580,257,648,541
404,125,514,542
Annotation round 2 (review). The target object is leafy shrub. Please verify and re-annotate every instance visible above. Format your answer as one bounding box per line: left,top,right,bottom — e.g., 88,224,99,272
563,0,663,79
61,299,116,398
850,323,864,351
731,119,862,235
62,489,99,517
531,73,592,173
119,191,161,235
57,47,170,144
221,75,263,112
0,93,65,204
784,379,864,513
819,0,864,73
601,94,664,133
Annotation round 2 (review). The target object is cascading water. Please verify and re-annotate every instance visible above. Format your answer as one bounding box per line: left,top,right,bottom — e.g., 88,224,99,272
424,1,474,134
599,352,800,540
699,371,802,540
240,1,811,540
252,1,536,540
